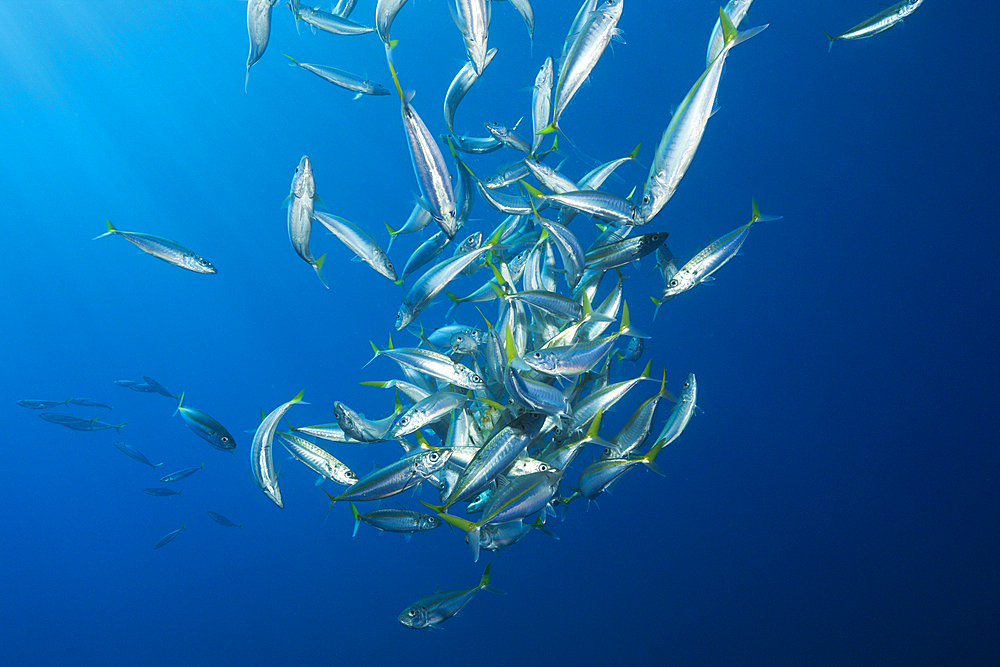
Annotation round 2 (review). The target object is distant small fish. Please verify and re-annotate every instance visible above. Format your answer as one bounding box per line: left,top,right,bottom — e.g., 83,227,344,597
159,464,204,483
823,0,923,52
143,488,182,497
39,413,128,434
17,400,69,410
206,511,244,528
142,376,176,399
93,221,216,274
115,380,158,393
152,523,185,550
67,398,112,410
38,412,88,424
112,441,162,469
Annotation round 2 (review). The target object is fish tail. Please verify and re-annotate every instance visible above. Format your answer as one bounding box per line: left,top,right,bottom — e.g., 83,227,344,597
535,121,559,136
313,253,329,289
282,53,300,67
93,219,118,241
641,438,667,477
531,516,559,540
115,421,128,435
721,8,768,51
822,30,835,53
153,462,164,469
351,503,361,537
750,197,783,224
384,40,405,102
650,295,665,321
173,390,185,417
479,562,505,595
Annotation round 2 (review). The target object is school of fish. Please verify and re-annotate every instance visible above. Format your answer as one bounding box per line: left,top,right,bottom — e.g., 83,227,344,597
32,0,924,629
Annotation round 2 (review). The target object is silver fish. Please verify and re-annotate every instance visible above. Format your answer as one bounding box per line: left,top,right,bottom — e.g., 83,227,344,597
159,464,204,483
207,511,244,528
94,221,216,274
824,0,923,52
250,390,307,508
112,441,162,469
246,0,278,91
285,55,390,99
152,523,185,550
398,562,503,628
174,392,237,452
444,48,498,133
314,211,396,281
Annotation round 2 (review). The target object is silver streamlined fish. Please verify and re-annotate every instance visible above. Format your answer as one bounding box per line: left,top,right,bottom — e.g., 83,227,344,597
285,55,390,99
285,155,327,288
246,0,278,91
94,221,216,274
638,10,767,224
398,562,503,628
314,211,396,281
174,392,237,452
251,390,307,508
823,0,923,52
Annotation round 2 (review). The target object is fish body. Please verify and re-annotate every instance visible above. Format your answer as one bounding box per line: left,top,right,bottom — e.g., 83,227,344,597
584,232,668,271
285,155,328,287
207,511,244,528
657,200,777,302
251,390,307,508
276,431,358,485
293,4,374,34
372,345,488,391
246,0,278,90
386,51,459,240
824,0,923,51
531,57,553,154
112,441,162,469
94,221,216,273
399,563,502,629
639,12,767,224
67,398,111,409
286,56,389,98
152,523,185,550
652,373,697,448
327,448,452,503
577,437,666,500
18,400,68,410
142,376,176,398
397,244,498,330
376,0,409,44
351,503,441,538
159,464,204,483
444,49,497,133
143,488,182,497
314,212,396,281
545,0,623,134
389,392,468,439
174,392,237,452
455,0,491,75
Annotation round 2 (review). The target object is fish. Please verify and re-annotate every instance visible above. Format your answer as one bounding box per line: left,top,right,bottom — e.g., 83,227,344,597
159,464,204,483
399,562,504,628
142,376,176,399
112,441,162,469
143,488,182,497
251,390,307,508
66,398,112,409
638,10,767,224
323,448,452,504
653,199,780,307
17,400,69,410
39,414,128,434
276,431,358,486
314,212,397,281
584,232,668,271
531,57,554,154
246,0,278,91
396,242,500,330
285,55,390,99
823,0,923,52
93,221,216,274
284,155,327,288
454,0,492,75
174,392,237,452
444,48,498,134
351,503,442,539
376,0,409,44
206,511,244,528
115,380,157,393
539,0,624,136
385,46,459,240
290,3,374,35
152,523,185,550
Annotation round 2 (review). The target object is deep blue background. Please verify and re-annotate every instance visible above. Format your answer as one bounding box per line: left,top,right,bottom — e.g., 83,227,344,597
2,1,997,665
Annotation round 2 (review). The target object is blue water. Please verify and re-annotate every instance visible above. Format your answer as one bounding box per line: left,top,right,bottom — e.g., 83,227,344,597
2,1,997,665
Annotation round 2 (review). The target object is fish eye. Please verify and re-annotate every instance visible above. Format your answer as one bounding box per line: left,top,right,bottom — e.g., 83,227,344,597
539,464,549,471
439,480,446,490
221,436,229,442
348,472,358,479
603,447,612,456
428,452,440,461
669,279,678,287
407,610,416,617
642,195,650,204
472,374,482,383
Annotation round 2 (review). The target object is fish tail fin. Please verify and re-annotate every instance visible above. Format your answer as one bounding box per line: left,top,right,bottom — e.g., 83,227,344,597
282,53,300,67
153,462,164,468
641,438,667,476
364,340,381,368
322,487,337,522
535,121,560,136
384,40,405,102
351,503,361,537
115,421,128,435
245,67,250,94
417,499,446,514
750,197,783,223
480,562,505,594
93,220,118,241
172,391,185,417
313,253,329,289
531,515,559,539
650,295,665,321
822,30,835,52
721,8,768,51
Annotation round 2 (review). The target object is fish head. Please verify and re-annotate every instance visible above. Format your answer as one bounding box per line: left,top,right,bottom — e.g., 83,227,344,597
396,304,416,331
375,252,397,281
291,155,314,198
413,448,452,477
421,515,443,531
466,487,494,513
399,605,430,629
524,350,558,374
438,465,460,501
182,252,217,274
